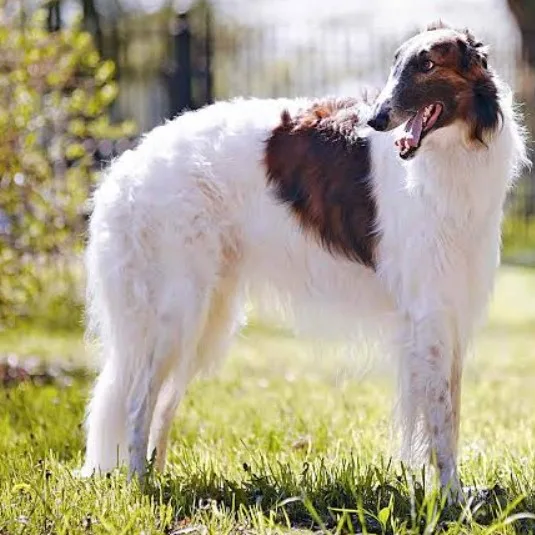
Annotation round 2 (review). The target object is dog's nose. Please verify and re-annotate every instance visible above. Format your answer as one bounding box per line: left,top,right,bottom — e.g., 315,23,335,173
367,108,391,131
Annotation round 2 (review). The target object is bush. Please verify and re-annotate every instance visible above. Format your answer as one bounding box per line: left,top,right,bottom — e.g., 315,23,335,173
0,6,136,329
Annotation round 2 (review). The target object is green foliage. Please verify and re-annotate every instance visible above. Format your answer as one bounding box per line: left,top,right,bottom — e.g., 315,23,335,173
0,6,136,329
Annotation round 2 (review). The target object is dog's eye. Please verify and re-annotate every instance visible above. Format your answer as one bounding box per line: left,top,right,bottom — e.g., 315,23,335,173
481,57,488,69
421,59,435,72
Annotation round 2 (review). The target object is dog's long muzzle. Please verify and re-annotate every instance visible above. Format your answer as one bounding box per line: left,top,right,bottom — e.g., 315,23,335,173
367,102,394,132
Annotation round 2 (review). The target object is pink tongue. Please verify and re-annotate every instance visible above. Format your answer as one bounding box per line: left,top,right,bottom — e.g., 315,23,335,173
396,108,425,148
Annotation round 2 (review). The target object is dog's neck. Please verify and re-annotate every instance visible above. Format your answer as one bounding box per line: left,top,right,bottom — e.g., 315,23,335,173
397,95,526,223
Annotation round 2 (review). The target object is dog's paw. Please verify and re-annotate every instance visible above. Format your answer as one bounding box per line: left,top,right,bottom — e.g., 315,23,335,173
462,485,507,508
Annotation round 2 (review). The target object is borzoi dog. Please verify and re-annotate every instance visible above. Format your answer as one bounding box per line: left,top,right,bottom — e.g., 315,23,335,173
81,23,528,497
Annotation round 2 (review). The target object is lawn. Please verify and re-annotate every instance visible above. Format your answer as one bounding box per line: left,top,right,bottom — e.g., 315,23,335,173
1,266,535,534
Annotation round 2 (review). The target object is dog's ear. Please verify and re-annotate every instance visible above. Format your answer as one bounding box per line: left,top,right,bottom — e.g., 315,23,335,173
455,30,498,144
470,78,501,145
458,30,489,71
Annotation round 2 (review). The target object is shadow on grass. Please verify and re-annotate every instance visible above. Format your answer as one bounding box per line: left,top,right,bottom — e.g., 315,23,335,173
145,457,535,534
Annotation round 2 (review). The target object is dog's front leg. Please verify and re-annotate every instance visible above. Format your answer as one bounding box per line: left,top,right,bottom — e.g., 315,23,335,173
399,315,461,499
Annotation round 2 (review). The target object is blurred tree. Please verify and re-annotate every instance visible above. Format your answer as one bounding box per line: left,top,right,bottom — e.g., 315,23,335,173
0,6,136,329
507,0,535,138
507,1,535,65
81,0,103,51
507,0,535,225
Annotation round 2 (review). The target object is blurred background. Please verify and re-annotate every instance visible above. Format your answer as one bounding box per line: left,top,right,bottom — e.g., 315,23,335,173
0,0,534,330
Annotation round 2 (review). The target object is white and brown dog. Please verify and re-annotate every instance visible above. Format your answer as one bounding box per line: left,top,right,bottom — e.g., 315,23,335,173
82,23,528,496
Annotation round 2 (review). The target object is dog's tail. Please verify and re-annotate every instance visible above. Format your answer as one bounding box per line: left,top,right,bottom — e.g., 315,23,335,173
85,154,152,365
83,149,164,474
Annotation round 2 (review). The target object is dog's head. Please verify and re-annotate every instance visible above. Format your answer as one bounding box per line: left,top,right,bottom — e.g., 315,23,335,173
368,22,501,160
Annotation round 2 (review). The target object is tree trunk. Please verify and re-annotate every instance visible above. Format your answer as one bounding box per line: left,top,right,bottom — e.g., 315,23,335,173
508,1,535,60
507,0,535,218
82,0,103,52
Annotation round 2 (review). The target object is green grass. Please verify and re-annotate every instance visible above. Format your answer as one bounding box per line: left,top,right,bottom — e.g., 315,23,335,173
1,266,535,534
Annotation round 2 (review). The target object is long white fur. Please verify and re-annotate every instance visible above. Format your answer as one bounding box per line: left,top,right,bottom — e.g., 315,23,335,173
81,87,527,493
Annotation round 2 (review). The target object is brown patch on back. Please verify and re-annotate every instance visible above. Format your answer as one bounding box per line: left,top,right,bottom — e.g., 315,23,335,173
264,98,378,268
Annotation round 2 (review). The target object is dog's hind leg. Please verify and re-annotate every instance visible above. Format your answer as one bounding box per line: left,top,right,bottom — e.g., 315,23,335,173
148,273,243,471
126,276,214,479
126,331,175,478
147,371,185,471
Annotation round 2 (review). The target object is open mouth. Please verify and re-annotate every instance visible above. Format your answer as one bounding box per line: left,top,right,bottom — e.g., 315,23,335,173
395,103,443,160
